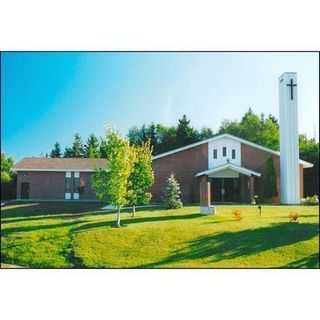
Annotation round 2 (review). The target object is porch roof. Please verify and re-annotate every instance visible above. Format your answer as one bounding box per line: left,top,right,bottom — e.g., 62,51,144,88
195,163,261,178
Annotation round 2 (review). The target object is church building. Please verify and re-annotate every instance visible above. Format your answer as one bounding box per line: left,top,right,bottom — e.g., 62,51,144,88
151,133,312,206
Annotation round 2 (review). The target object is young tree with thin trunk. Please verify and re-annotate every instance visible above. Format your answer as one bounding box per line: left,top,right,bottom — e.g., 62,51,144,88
127,141,154,217
91,129,134,227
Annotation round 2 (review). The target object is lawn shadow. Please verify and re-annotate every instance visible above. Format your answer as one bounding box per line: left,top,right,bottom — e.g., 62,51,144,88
1,220,83,235
1,202,106,219
281,253,320,268
139,222,319,268
75,213,203,232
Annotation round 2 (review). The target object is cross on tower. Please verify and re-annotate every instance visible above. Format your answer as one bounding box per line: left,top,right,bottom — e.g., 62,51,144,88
286,78,297,100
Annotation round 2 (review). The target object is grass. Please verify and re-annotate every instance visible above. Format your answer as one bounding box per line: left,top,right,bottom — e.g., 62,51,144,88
1,202,319,268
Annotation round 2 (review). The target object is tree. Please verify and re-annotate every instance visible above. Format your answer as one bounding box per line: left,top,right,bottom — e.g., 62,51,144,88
85,134,100,158
263,157,277,199
1,153,14,183
99,138,108,158
50,142,62,158
163,173,183,209
71,133,85,157
176,115,199,148
127,141,154,217
63,147,74,158
91,129,134,227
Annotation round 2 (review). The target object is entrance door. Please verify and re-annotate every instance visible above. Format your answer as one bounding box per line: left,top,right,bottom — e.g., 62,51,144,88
21,182,30,199
211,178,240,203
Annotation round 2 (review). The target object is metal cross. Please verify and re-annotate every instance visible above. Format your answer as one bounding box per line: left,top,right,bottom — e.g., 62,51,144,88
286,78,297,100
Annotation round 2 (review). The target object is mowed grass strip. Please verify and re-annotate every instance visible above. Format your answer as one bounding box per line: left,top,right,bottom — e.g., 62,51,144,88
1,203,319,268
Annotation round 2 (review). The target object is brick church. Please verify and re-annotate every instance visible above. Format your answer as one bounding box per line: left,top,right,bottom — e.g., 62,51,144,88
151,133,312,206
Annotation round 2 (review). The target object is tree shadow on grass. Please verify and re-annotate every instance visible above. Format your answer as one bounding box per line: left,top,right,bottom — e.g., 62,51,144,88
1,220,83,235
281,253,320,268
75,213,203,232
140,222,319,268
1,202,106,219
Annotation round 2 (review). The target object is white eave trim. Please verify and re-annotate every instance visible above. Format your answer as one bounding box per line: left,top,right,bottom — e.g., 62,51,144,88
152,133,314,168
195,163,261,177
14,168,97,172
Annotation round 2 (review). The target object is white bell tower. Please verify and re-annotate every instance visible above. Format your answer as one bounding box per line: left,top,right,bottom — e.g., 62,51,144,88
279,72,300,204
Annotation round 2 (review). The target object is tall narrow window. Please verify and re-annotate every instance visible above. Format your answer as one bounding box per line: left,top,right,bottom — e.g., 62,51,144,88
232,149,236,159
213,149,217,159
222,147,227,157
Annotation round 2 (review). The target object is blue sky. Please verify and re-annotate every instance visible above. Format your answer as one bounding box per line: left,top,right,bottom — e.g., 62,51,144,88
1,52,319,161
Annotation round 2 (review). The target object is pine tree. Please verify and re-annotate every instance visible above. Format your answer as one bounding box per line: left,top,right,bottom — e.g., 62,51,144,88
176,115,198,147
85,134,100,158
163,173,183,209
71,133,85,158
50,142,62,158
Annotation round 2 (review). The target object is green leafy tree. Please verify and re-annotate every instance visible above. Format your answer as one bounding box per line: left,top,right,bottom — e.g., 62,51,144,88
50,142,62,158
163,173,183,209
127,141,154,217
92,129,134,227
263,157,277,199
85,134,100,158
1,153,14,183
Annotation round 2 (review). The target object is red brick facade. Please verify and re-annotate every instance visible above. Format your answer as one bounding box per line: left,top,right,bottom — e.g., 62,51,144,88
16,171,98,201
151,143,208,203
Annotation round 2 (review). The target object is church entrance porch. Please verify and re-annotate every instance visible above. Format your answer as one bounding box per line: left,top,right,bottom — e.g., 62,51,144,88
196,163,261,212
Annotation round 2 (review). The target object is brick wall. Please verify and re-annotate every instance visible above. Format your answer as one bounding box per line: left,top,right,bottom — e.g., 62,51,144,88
151,143,208,203
16,171,98,200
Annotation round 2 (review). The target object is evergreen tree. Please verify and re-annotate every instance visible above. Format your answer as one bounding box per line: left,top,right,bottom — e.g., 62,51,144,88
85,134,100,158
71,133,85,158
99,138,108,158
63,147,73,158
50,142,62,158
163,173,183,209
176,115,199,147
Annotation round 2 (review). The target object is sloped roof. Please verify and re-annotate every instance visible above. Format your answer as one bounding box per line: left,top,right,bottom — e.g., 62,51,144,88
152,133,314,168
14,158,108,172
196,163,261,177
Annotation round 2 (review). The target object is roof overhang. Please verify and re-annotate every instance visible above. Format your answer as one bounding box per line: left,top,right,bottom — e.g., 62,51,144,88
195,163,262,177
14,168,97,172
152,133,314,168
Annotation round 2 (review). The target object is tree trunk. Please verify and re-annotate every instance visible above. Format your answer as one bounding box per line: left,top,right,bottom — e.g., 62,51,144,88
132,205,136,217
116,206,121,227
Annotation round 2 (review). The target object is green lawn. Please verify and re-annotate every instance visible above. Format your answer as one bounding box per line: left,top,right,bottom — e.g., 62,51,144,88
1,202,319,268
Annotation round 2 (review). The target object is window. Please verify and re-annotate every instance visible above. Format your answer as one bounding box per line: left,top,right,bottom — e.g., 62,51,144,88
222,147,227,157
232,149,236,159
213,149,217,159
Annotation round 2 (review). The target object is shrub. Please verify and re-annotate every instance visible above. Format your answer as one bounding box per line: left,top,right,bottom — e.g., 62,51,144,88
289,212,299,222
301,195,319,206
233,209,242,221
163,173,183,209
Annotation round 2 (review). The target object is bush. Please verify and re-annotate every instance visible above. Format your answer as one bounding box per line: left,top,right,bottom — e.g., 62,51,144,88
163,173,183,209
233,209,242,221
289,212,299,222
301,195,319,206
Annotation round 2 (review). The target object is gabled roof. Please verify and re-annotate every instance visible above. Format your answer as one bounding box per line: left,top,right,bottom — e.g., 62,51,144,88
152,133,314,168
14,158,108,172
195,163,261,177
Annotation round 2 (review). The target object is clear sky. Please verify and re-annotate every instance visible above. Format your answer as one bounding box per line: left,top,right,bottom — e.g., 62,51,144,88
1,52,319,161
